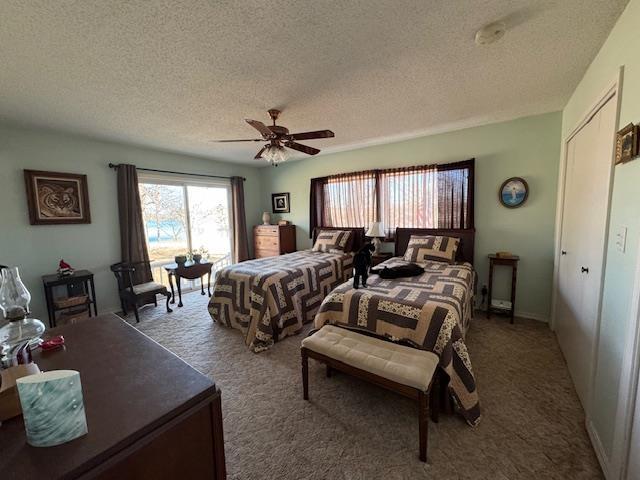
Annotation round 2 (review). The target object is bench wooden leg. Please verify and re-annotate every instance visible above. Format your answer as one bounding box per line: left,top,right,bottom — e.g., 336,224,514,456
418,390,428,462
302,348,309,400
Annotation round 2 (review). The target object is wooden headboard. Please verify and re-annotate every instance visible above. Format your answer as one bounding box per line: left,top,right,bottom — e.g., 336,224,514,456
312,227,366,252
394,228,476,264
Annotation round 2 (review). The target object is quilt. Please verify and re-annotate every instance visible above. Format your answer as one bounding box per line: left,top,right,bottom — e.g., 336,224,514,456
209,250,354,352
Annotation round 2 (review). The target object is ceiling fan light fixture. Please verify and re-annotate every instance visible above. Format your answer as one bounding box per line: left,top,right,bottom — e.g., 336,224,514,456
261,144,289,165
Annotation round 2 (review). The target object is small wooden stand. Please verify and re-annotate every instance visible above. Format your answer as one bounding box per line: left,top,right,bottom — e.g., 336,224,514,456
42,270,97,328
163,261,213,308
487,254,519,324
371,252,393,267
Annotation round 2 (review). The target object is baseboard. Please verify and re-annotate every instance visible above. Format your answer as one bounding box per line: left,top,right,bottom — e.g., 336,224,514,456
473,307,548,323
100,303,123,316
587,418,611,479
515,311,549,323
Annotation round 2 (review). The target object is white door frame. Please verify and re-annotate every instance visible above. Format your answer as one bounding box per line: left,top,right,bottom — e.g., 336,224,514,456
550,67,623,477
616,235,640,479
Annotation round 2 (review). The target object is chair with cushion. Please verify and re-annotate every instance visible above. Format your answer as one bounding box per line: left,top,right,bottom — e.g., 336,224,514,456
110,262,172,323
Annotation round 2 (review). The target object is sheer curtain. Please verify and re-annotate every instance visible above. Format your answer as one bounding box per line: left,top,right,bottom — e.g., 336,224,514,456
379,165,438,237
309,159,474,237
437,160,474,229
323,171,377,228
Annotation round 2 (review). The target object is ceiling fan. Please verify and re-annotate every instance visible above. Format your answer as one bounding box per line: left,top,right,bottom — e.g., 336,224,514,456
211,109,334,166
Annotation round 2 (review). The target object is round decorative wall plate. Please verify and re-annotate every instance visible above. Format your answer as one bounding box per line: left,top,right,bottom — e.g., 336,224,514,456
499,177,528,208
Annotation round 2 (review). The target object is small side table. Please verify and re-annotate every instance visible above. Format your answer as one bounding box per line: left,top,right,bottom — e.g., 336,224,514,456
372,252,393,267
163,261,213,308
487,254,519,324
42,270,97,328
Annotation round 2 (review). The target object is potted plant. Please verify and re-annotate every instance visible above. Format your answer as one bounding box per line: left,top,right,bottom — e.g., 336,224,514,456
190,247,209,263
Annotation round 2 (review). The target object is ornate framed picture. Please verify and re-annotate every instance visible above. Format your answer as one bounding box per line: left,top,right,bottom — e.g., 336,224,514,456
271,192,290,213
24,170,91,225
615,123,637,164
499,177,529,208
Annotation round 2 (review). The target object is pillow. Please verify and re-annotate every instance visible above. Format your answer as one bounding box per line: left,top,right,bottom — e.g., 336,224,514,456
312,230,353,253
403,235,459,264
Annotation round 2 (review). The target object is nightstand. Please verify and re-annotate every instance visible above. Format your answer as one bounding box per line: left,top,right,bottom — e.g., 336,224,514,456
487,254,519,324
372,252,393,267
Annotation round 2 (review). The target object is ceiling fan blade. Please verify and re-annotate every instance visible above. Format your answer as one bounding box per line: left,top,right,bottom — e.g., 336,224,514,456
254,146,267,159
209,138,264,142
288,129,335,141
245,119,274,139
285,141,320,156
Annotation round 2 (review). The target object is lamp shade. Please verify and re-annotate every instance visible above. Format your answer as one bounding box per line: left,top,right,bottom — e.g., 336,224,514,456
366,222,386,238
16,370,88,447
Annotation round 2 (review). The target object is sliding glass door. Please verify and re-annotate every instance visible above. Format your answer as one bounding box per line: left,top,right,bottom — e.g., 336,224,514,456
138,175,233,290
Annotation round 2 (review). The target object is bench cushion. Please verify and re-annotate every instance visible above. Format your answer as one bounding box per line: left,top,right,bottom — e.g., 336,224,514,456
302,325,438,391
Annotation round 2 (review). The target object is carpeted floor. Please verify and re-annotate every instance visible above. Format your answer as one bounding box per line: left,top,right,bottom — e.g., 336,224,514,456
123,291,603,479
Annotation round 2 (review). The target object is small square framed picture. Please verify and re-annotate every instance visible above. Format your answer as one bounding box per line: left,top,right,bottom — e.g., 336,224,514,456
271,192,290,213
615,123,638,164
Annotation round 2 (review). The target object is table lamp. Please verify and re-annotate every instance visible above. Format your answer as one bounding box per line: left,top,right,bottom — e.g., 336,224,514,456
365,222,386,255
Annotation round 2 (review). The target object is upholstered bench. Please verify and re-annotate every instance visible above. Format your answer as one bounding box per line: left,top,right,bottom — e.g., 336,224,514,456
301,325,440,462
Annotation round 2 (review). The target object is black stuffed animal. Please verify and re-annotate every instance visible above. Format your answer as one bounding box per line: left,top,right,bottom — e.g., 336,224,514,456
353,243,375,289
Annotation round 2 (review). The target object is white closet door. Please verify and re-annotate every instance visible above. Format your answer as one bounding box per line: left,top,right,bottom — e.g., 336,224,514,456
556,96,616,408
557,123,589,406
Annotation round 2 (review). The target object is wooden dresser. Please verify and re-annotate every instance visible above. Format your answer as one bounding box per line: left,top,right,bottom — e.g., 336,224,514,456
0,314,226,480
254,224,296,258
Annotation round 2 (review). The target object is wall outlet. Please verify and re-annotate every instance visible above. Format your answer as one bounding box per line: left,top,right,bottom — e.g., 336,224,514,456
616,226,627,253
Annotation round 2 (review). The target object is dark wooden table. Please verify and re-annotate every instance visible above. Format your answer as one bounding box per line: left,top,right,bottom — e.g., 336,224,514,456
0,314,226,480
163,261,213,307
487,254,519,324
42,270,97,328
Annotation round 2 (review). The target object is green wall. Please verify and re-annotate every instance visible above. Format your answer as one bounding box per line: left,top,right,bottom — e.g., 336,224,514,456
561,0,640,460
0,124,262,321
262,111,562,321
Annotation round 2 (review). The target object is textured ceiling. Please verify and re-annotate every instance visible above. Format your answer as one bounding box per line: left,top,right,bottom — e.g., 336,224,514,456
0,0,629,164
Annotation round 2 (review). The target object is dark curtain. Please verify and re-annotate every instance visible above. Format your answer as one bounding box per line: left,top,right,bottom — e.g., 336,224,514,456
116,164,152,284
231,176,249,262
309,177,326,238
309,158,474,236
436,159,474,229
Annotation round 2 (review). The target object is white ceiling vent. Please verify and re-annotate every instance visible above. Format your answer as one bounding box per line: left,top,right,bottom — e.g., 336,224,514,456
475,21,507,45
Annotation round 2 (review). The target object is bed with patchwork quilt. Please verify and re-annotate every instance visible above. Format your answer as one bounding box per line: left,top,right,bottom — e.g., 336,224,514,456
208,227,364,352
314,228,481,426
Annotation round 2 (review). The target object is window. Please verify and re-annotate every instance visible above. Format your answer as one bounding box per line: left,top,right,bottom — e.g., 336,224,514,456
310,159,474,238
138,174,233,290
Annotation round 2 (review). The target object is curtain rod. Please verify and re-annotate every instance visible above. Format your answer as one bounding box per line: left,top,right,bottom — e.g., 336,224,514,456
107,163,246,181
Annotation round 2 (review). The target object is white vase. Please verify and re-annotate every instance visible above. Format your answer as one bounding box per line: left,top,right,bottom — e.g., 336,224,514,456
262,212,271,225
